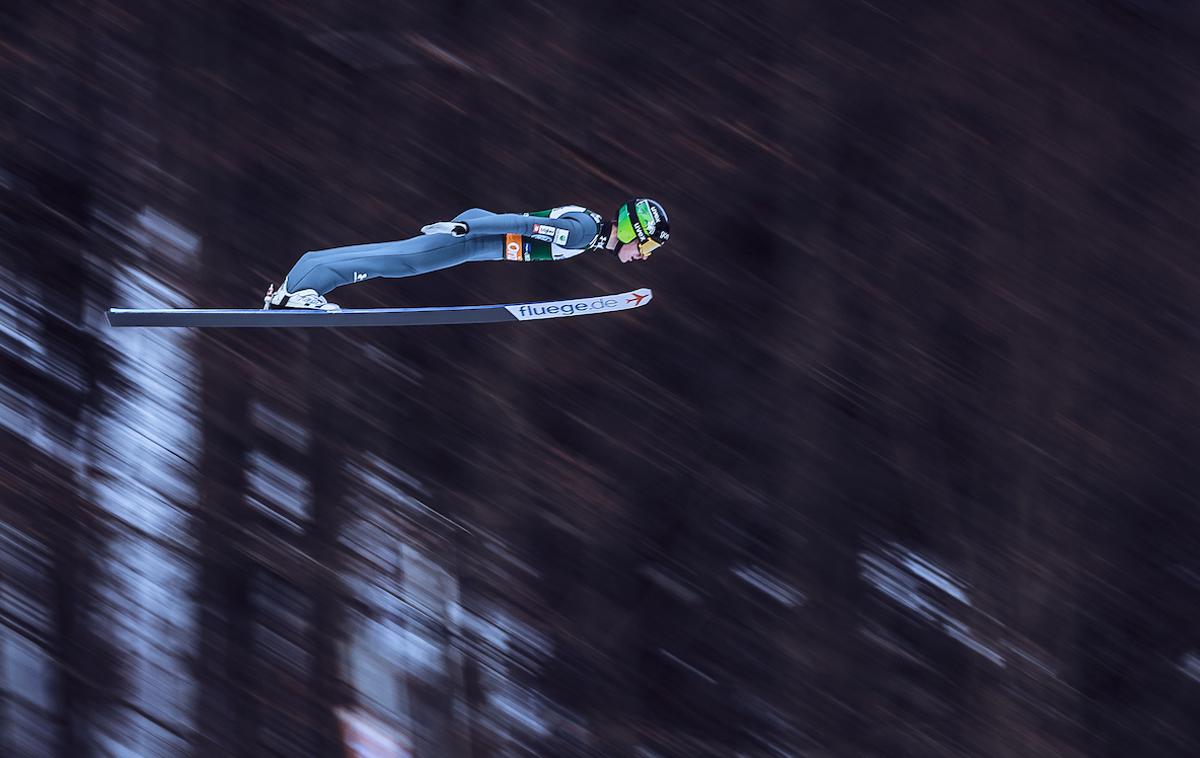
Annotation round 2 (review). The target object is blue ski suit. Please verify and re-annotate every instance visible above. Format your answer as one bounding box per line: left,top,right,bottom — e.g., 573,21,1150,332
284,206,606,295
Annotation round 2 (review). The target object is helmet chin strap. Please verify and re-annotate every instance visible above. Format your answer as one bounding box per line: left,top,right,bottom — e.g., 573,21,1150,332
590,220,617,254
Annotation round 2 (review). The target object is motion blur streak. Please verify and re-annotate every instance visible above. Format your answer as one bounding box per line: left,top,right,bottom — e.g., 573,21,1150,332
4,1,1200,756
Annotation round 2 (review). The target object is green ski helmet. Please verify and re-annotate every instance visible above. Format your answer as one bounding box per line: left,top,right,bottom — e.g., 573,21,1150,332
616,198,670,257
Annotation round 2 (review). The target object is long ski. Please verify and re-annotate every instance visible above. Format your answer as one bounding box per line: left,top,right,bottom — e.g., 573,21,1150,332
107,288,653,328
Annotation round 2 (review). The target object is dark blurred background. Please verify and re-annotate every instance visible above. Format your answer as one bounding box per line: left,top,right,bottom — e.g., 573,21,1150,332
4,1,1200,756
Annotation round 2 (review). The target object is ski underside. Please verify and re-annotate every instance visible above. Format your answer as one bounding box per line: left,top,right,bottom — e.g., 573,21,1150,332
107,288,653,328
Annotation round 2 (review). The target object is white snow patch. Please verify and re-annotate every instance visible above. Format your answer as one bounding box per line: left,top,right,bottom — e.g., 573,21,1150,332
246,450,311,531
0,525,53,631
0,307,43,357
0,267,87,461
400,548,454,619
343,609,446,722
91,285,199,541
87,217,202,753
859,543,1004,667
0,380,39,444
338,454,462,729
131,207,200,266
900,552,969,604
486,687,551,737
461,608,553,665
250,400,311,451
1180,652,1200,683
733,565,806,608
348,455,427,504
0,634,56,711
859,544,968,623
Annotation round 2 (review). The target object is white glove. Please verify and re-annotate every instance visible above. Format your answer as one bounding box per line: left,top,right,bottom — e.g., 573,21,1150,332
420,221,469,236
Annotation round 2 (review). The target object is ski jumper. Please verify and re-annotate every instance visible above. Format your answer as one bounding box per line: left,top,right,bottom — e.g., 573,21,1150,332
283,206,605,295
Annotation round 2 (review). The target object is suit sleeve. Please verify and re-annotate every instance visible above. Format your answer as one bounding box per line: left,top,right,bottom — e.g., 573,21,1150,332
463,213,591,247
453,208,495,222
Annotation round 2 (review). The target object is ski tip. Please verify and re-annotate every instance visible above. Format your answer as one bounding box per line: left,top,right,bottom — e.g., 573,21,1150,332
630,287,653,307
504,288,654,321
